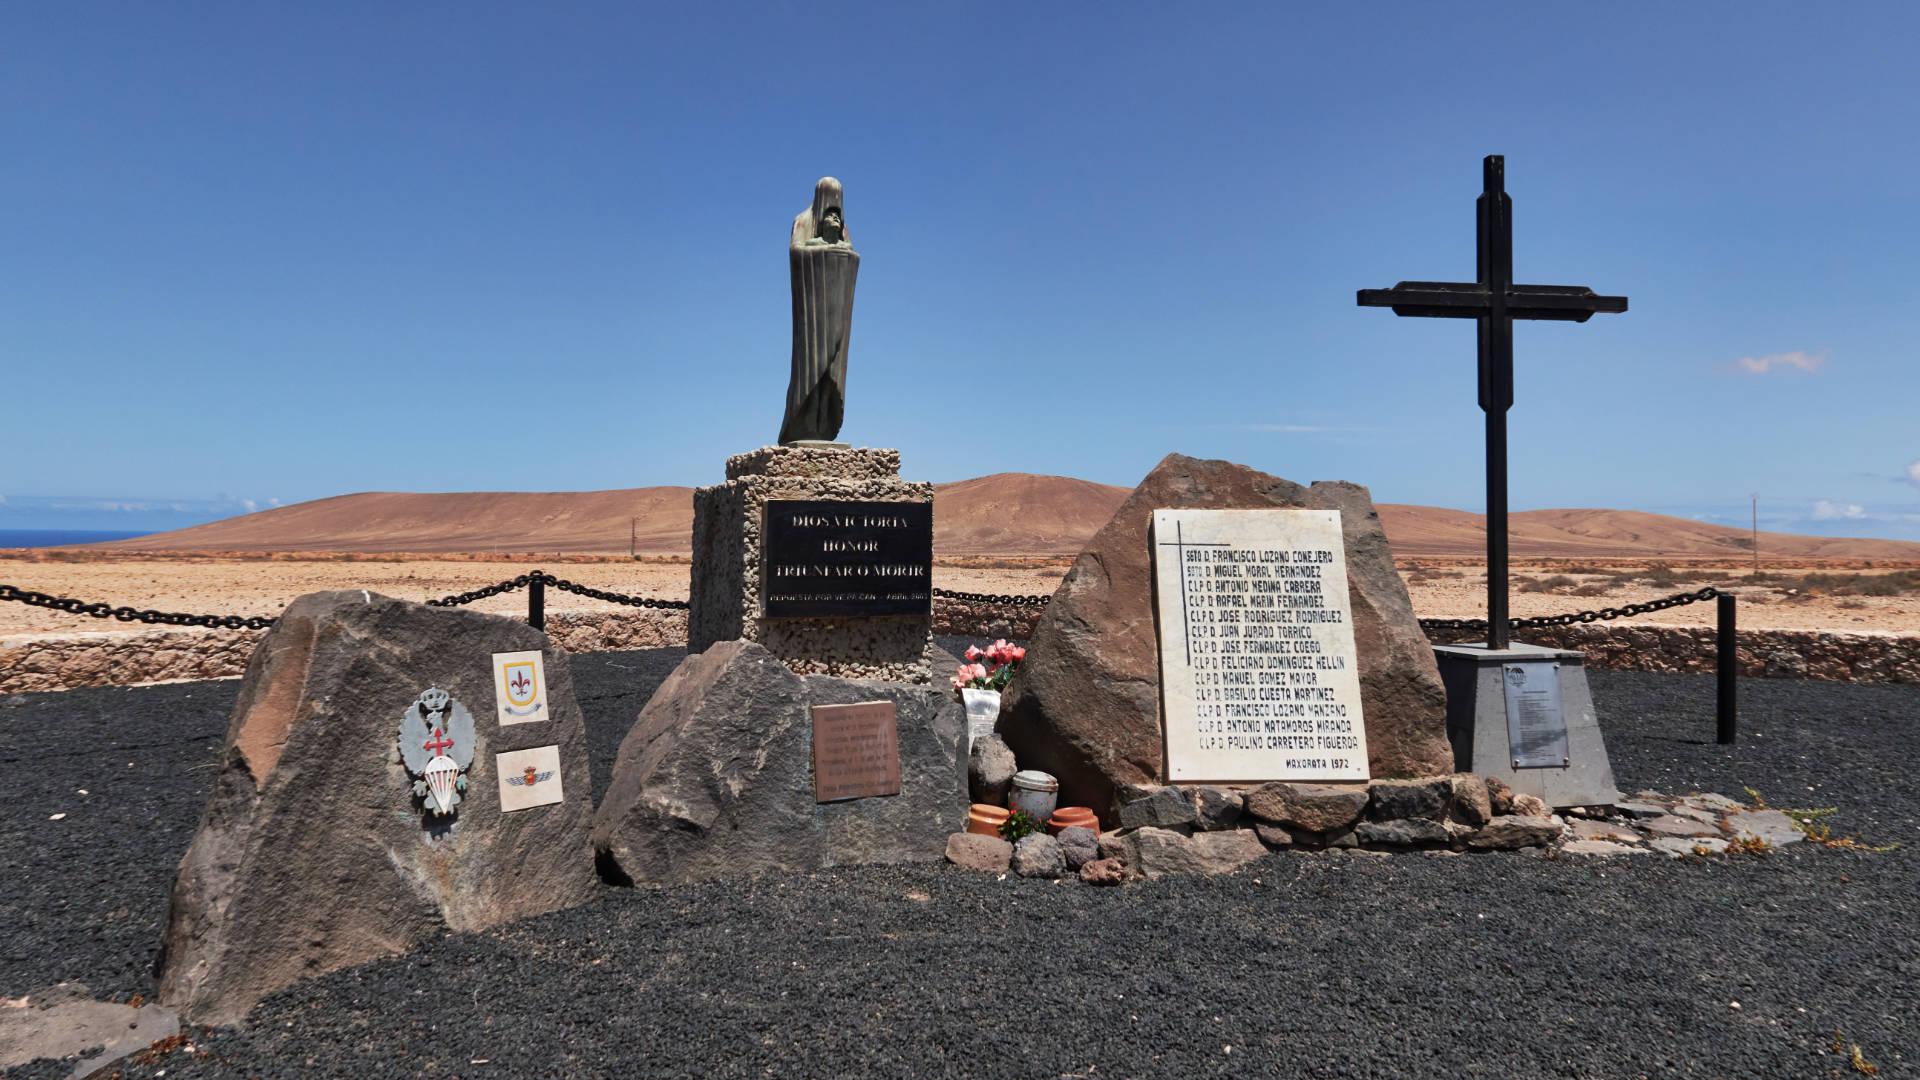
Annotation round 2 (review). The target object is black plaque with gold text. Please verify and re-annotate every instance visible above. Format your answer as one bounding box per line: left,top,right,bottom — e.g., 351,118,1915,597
763,499,933,618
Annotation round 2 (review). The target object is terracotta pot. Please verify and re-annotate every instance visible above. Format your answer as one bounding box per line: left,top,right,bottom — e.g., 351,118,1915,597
1045,806,1098,836
966,803,1011,837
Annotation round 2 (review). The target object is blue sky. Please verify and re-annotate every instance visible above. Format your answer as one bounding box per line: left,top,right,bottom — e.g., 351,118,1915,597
6,4,1917,539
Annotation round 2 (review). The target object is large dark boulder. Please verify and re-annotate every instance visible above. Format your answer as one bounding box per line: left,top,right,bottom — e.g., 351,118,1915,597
998,453,1452,824
156,592,597,1025
592,640,967,885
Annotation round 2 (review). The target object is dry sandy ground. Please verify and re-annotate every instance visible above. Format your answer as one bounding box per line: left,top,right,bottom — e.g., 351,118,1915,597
2,555,1914,637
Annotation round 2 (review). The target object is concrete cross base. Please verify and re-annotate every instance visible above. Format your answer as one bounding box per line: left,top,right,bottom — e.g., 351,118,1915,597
1432,641,1621,809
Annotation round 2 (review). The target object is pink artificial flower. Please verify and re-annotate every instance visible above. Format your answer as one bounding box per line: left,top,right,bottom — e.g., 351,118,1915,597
1009,645,1026,662
965,645,984,662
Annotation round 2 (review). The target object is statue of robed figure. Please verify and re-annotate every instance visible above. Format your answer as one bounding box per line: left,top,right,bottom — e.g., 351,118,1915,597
779,177,859,445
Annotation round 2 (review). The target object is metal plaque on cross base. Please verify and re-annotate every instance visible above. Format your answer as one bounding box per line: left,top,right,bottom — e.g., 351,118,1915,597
1501,660,1569,769
1432,642,1618,808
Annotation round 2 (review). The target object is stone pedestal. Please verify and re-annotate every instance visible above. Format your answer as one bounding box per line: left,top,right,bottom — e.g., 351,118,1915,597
690,445,933,682
1432,641,1621,808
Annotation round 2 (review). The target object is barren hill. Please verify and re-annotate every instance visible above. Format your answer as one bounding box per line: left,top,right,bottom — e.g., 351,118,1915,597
95,475,1920,562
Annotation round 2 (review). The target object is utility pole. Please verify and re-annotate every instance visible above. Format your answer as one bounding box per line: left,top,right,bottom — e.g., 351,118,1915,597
630,517,637,559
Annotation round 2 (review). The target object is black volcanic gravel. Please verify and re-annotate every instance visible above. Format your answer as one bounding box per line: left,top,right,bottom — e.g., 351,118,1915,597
3,643,1916,1079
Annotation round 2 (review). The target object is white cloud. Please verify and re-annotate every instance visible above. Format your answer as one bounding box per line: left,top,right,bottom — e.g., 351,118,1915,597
268,497,282,507
1731,350,1825,375
240,499,258,513
1907,461,1920,490
1811,499,1865,520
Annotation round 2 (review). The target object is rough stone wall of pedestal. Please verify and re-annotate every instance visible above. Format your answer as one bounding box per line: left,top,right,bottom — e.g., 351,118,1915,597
689,444,934,682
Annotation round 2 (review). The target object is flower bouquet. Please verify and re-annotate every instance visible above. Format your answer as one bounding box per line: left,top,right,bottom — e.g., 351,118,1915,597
954,640,1026,760
951,639,1026,695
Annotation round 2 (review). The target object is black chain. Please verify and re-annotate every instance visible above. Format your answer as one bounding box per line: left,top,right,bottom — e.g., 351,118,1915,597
0,583,277,630
1418,586,1721,633
423,572,539,608
425,570,690,611
541,572,690,610
931,586,1052,607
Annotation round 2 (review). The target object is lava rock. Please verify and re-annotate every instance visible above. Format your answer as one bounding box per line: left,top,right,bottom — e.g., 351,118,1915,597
996,454,1452,822
1186,786,1244,831
1485,775,1516,815
1253,823,1297,848
1356,818,1452,846
1096,830,1136,867
1510,793,1551,818
156,592,599,1025
1078,858,1126,886
945,832,1012,872
592,640,968,887
1243,782,1369,832
1448,774,1493,827
1056,826,1099,869
1128,827,1268,878
969,732,1017,805
1367,778,1451,822
1467,815,1564,850
1117,786,1196,829
1012,834,1066,878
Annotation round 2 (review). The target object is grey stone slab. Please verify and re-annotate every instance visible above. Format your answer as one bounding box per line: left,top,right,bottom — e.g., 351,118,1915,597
1725,809,1805,847
1561,839,1650,857
1566,819,1643,843
1643,815,1720,838
1651,836,1730,858
0,984,178,1074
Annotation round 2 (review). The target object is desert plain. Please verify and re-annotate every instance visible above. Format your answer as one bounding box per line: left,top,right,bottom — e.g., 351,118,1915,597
5,473,1919,638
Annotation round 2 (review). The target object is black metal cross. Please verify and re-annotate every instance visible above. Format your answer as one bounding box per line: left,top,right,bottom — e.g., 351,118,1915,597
1357,155,1626,650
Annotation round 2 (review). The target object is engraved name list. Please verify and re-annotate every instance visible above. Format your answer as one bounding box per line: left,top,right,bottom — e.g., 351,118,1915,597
1152,508,1370,783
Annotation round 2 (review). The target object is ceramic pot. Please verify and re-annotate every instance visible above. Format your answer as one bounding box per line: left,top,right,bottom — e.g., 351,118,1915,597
1046,806,1098,836
1007,770,1059,823
967,803,1010,837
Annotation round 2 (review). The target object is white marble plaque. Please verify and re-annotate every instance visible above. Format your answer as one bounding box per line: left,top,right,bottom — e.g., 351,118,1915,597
491,650,549,726
1152,508,1369,783
495,745,565,812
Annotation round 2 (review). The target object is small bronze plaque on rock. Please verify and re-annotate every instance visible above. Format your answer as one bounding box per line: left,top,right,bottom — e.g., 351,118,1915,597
811,701,901,803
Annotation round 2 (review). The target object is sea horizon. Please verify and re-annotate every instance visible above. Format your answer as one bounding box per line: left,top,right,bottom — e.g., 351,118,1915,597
0,529,155,549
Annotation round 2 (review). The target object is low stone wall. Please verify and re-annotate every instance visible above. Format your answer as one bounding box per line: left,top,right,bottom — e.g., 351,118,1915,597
7,606,1915,694
1423,622,1920,684
929,598,1043,641
1,627,270,694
